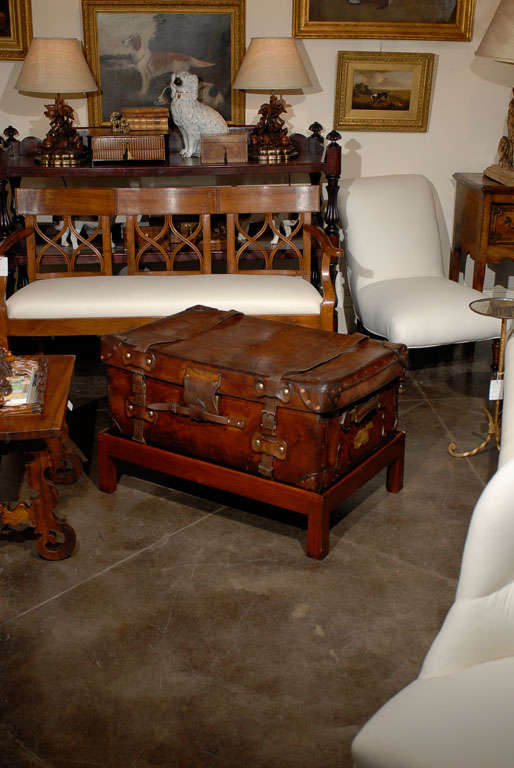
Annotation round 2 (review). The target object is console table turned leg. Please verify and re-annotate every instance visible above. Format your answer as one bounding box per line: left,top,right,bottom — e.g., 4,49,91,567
324,130,342,247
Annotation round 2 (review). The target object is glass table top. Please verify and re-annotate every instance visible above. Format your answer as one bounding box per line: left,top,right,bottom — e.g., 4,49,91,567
470,297,514,320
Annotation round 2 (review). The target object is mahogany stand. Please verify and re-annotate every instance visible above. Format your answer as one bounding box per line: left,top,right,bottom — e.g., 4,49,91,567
97,430,405,559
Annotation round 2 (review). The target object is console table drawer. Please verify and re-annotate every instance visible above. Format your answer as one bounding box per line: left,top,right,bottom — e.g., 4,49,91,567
489,204,514,244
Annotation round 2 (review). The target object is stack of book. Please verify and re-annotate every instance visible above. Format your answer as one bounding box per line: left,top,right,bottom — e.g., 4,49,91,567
121,108,169,132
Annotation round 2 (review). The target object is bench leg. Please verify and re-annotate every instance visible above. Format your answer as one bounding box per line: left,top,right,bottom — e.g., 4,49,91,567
97,432,118,494
306,499,330,559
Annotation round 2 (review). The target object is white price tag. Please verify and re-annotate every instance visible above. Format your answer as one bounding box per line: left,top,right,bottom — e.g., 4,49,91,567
67,400,74,411
0,256,8,277
489,379,504,401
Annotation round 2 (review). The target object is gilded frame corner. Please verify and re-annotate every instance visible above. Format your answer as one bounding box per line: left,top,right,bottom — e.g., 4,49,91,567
0,0,32,60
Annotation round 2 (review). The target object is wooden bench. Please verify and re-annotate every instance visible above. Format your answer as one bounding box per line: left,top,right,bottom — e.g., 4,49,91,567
0,184,341,346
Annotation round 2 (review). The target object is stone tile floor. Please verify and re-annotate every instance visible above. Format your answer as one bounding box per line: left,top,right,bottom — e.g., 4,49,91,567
0,338,499,767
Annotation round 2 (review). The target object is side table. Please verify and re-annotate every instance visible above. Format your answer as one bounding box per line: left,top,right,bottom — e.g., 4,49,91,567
449,297,514,458
0,354,81,559
449,173,514,292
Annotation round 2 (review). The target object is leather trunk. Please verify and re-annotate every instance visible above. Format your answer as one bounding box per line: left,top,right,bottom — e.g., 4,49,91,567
101,306,406,493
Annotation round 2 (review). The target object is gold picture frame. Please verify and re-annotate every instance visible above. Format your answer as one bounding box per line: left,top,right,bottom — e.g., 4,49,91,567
334,51,435,133
293,0,474,41
0,0,32,60
82,0,245,126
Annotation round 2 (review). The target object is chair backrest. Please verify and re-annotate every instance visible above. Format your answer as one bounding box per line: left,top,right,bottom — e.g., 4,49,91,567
16,188,116,281
341,174,444,296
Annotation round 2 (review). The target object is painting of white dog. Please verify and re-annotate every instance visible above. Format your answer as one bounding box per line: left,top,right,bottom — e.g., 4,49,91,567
170,72,228,157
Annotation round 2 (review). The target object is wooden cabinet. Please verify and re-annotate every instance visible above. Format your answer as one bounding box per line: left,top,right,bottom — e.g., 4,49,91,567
450,172,514,291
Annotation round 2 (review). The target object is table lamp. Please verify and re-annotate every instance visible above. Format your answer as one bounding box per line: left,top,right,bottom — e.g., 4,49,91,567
233,37,311,162
15,37,98,167
476,0,514,184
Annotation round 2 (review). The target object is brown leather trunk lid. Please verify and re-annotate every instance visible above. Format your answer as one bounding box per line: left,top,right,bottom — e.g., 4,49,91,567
101,305,406,414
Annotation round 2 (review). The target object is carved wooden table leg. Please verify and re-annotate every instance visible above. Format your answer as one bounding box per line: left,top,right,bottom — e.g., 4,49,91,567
46,424,82,485
0,446,77,560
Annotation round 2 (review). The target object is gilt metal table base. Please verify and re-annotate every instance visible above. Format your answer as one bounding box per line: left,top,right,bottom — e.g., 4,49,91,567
448,402,501,458
448,297,512,459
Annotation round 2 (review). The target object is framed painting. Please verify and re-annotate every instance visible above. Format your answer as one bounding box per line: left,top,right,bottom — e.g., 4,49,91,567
82,0,245,126
293,0,474,40
334,51,435,132
0,0,32,59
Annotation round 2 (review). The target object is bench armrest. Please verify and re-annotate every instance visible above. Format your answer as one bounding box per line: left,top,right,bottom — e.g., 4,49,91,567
304,223,343,329
0,229,32,347
0,227,32,256
304,223,343,262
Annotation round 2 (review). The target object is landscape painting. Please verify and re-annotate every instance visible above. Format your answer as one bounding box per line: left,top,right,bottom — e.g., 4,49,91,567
352,69,413,111
334,52,434,132
293,0,474,39
0,0,32,59
82,0,245,126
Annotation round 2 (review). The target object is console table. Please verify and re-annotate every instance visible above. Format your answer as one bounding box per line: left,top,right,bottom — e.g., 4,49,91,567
449,173,514,292
0,354,80,559
0,127,342,242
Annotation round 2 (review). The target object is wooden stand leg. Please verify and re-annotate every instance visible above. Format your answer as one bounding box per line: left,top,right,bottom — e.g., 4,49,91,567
306,499,330,560
97,431,118,493
386,433,405,493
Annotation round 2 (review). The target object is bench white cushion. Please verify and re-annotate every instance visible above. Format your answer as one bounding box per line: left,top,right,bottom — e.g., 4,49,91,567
355,276,500,348
7,274,323,319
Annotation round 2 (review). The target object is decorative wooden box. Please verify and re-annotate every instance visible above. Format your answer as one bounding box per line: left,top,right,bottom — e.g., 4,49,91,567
201,133,248,163
90,128,167,163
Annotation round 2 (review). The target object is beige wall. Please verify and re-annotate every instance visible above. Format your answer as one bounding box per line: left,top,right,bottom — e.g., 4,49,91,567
0,0,511,285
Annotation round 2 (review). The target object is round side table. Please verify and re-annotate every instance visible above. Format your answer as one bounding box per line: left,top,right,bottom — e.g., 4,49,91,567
448,297,514,458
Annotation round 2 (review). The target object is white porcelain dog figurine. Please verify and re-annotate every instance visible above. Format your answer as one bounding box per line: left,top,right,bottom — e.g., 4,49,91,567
169,71,228,158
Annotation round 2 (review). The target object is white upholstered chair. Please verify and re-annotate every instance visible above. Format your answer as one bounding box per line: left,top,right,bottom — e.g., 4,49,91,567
340,174,500,347
352,331,514,768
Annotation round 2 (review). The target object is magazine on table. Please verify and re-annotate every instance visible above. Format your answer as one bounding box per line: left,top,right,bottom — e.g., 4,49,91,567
0,357,48,415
